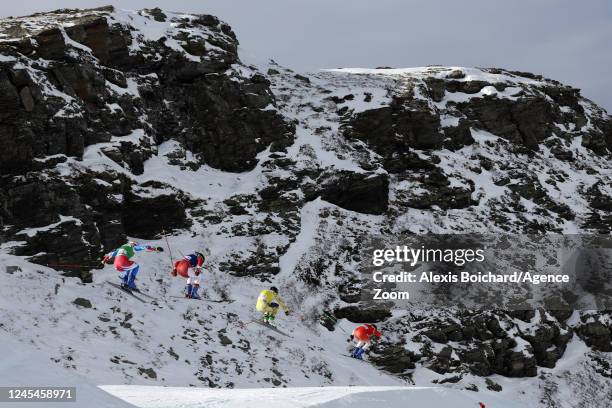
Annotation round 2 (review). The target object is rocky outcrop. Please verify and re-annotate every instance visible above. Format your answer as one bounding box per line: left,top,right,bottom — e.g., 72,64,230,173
370,344,417,378
144,69,294,172
317,171,389,215
0,6,293,175
334,305,392,323
0,6,294,265
382,309,585,379
342,68,610,180
576,320,612,352
122,189,191,239
342,99,445,173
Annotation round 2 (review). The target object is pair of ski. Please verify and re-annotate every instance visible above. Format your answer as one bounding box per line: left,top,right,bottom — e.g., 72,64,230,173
236,318,292,338
169,295,234,304
105,281,157,303
341,354,371,364
106,281,232,304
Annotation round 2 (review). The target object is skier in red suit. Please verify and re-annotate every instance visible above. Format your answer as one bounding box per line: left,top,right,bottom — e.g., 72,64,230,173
170,252,205,298
350,324,382,359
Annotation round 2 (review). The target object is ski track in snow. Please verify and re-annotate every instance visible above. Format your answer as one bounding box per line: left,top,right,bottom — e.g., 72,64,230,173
100,385,524,408
278,199,327,279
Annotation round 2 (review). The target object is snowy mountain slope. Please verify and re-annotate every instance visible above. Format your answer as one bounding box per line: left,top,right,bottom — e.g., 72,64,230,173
0,335,133,408
264,63,612,234
0,248,402,388
1,6,611,408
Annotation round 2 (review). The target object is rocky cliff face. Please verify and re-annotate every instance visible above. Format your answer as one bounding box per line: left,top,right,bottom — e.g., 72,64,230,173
0,6,293,271
1,6,611,406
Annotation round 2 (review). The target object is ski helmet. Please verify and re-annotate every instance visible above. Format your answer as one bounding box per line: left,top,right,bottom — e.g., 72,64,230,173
128,241,138,247
270,286,279,293
195,251,205,260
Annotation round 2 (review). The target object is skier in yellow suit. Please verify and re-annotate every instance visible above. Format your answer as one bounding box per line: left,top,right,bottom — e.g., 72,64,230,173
256,286,290,324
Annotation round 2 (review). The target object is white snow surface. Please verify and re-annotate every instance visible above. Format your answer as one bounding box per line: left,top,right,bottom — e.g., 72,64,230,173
326,66,546,87
0,336,132,408
100,385,522,408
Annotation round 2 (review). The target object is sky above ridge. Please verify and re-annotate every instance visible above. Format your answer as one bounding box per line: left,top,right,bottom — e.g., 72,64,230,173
2,0,610,113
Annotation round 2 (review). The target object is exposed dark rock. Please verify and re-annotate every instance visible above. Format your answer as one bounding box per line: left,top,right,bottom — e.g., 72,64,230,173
446,69,465,79
122,190,190,239
34,28,66,59
370,344,416,376
550,145,574,161
446,80,506,94
576,321,612,352
456,96,557,150
437,375,462,384
138,367,157,379
587,182,612,211
460,347,491,375
520,322,572,368
442,120,475,150
485,378,502,391
294,74,310,83
317,171,389,215
424,328,448,343
465,384,479,392
343,98,443,173
5,266,20,274
3,177,79,229
334,305,392,323
19,86,35,111
64,14,132,68
218,332,233,346
0,6,293,265
73,297,92,308
144,8,167,22
424,77,445,102
163,75,295,172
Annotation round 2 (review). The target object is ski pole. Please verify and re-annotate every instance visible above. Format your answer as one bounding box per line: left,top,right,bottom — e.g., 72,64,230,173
233,319,257,330
162,230,174,266
322,311,348,334
323,311,338,322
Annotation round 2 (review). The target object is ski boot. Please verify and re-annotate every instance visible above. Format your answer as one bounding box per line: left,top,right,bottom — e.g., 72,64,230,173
126,272,138,292
119,272,131,290
185,284,193,298
351,347,365,360
190,284,201,300
120,265,139,291
263,313,275,325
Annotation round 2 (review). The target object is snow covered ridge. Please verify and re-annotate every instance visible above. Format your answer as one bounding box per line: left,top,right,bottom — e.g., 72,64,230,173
0,5,237,62
1,6,612,408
